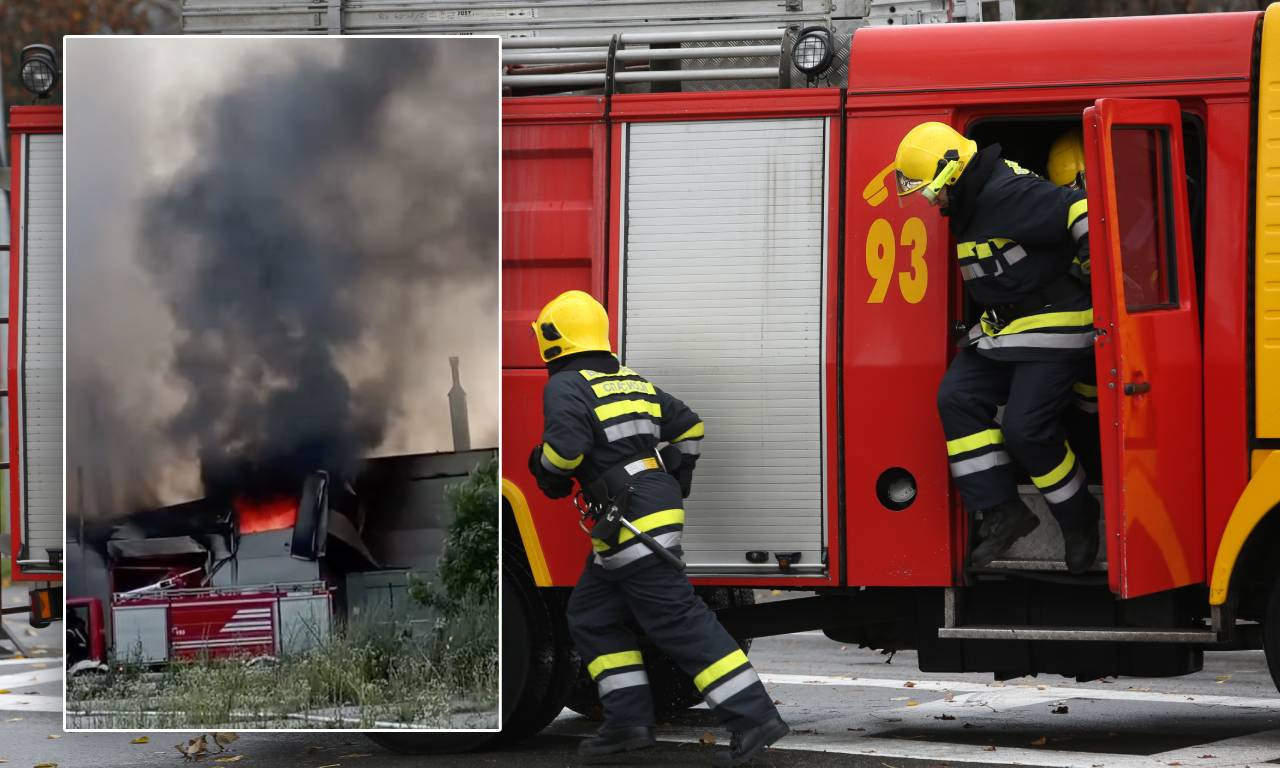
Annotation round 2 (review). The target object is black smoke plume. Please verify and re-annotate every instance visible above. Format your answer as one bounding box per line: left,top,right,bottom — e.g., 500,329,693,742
139,39,497,502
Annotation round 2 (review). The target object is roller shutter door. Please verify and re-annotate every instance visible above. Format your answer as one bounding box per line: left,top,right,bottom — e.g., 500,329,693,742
17,134,64,571
621,118,827,574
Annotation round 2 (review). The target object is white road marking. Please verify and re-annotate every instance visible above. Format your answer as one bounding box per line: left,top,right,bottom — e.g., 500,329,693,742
1155,726,1280,767
759,672,1280,710
0,694,61,713
0,657,50,667
0,668,63,691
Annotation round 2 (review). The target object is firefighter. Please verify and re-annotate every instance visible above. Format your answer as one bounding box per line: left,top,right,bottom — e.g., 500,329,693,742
528,289,788,765
894,122,1101,574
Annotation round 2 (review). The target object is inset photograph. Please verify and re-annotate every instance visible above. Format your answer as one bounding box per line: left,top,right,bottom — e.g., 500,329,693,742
62,36,499,730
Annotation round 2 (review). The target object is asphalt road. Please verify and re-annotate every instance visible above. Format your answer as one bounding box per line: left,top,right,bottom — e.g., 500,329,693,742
3,607,1280,768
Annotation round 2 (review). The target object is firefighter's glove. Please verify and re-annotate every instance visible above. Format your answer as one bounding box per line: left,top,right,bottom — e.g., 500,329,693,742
529,444,574,500
674,454,699,499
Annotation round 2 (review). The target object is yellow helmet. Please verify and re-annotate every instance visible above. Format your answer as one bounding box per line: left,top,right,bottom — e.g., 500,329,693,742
532,290,612,363
1047,130,1086,187
894,121,978,202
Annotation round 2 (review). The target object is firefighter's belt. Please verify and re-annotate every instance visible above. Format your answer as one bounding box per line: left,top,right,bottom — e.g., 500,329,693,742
583,453,664,505
989,273,1088,326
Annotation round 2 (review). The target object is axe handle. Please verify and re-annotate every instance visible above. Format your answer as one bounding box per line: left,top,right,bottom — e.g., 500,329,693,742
619,518,684,571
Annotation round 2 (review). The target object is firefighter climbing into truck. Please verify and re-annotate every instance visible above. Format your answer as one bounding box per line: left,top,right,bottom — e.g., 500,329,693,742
893,121,1100,574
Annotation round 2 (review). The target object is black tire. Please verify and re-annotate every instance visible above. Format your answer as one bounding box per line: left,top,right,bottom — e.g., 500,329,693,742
368,531,571,754
566,587,756,718
1265,571,1280,694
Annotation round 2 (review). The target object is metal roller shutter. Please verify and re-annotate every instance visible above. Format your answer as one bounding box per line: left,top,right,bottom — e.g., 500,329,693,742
18,134,64,568
621,118,827,574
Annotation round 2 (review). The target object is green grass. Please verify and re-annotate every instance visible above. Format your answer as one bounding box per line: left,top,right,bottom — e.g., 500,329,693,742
65,587,498,729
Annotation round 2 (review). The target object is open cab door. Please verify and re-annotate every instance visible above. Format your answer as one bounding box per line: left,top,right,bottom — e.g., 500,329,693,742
1082,99,1204,599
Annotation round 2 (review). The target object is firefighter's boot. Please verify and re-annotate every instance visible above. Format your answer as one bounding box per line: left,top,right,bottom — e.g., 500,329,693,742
577,726,656,758
971,499,1040,568
714,717,790,766
1055,493,1101,575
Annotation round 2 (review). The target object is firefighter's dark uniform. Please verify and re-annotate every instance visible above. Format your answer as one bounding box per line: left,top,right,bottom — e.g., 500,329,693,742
536,351,780,732
936,145,1097,543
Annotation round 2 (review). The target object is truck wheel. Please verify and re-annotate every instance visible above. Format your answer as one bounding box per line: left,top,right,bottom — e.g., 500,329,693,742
566,587,756,718
1265,572,1280,694
367,540,567,753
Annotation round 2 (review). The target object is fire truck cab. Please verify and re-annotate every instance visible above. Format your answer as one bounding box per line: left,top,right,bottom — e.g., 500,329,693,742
486,4,1280,748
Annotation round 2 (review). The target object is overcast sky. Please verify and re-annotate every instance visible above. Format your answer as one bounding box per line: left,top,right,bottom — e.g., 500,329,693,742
65,37,498,508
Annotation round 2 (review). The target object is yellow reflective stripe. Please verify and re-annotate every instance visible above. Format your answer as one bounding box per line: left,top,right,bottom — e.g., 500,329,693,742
1068,198,1089,226
503,480,551,586
1032,444,1077,489
694,649,750,692
617,509,685,544
595,399,662,422
957,238,1012,260
592,538,610,552
673,422,705,442
1073,382,1098,397
591,379,656,398
986,309,1094,337
542,442,583,471
580,366,639,381
946,428,1005,456
588,650,644,679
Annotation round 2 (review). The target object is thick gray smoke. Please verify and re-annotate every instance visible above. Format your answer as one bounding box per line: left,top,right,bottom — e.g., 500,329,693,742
67,38,498,511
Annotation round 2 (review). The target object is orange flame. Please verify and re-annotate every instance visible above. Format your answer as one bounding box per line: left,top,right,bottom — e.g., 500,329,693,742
234,496,298,534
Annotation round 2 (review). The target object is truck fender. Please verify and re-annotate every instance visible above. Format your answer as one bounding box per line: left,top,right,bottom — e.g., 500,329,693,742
503,478,553,586
1210,451,1280,605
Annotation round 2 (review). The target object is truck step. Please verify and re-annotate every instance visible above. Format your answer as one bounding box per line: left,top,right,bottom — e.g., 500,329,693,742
936,625,1218,643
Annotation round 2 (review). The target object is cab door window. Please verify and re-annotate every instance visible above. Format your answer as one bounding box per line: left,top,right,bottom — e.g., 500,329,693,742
1111,126,1178,312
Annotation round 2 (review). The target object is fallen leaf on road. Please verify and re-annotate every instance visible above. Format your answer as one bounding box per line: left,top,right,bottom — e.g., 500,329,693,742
305,747,325,753
33,763,56,768
317,764,341,768
772,699,782,705
131,737,149,744
699,732,716,746
23,629,36,637
214,757,244,763
6,718,21,723
0,758,7,764
934,715,955,721
846,728,865,732
904,681,916,688
983,746,997,752
906,700,919,707
46,736,60,740
177,735,208,761
1030,737,1047,747
337,755,371,759
213,733,239,752
943,691,955,702
1052,705,1069,714
1168,763,1182,766
1199,755,1215,759
0,690,8,695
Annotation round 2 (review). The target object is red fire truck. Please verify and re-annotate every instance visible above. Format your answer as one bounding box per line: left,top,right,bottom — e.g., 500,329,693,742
1,102,63,656
388,4,1280,753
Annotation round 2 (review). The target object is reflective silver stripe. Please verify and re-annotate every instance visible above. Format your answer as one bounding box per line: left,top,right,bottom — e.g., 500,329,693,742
604,418,661,442
1043,466,1087,505
593,531,682,570
960,263,984,281
976,331,1096,350
623,458,657,476
1071,218,1089,242
1075,401,1099,414
949,450,1012,478
1001,244,1028,266
598,670,650,697
540,453,574,476
703,667,761,709
675,440,701,456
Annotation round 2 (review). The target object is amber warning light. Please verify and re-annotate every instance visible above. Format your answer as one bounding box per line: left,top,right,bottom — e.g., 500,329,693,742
234,496,299,534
